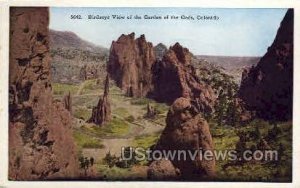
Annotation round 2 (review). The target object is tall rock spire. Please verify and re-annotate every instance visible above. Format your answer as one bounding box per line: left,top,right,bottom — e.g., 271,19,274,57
88,74,111,125
107,33,156,97
63,91,72,113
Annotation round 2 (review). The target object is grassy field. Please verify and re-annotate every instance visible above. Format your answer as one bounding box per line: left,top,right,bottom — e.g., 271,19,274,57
73,130,104,149
52,82,79,95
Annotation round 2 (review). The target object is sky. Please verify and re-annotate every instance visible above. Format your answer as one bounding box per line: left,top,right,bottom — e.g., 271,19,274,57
49,7,287,56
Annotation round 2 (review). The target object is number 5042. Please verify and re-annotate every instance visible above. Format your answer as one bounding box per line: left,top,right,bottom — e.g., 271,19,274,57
71,15,82,19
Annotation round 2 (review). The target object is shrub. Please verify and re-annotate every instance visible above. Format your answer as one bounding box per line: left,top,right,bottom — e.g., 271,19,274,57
125,115,135,123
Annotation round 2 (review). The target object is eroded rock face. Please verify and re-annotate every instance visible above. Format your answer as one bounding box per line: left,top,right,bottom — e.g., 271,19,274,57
152,43,216,113
107,33,156,97
88,75,111,125
9,7,79,180
238,9,293,121
108,34,216,112
154,97,216,180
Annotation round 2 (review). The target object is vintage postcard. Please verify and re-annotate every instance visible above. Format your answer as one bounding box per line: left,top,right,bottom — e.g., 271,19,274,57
0,1,299,188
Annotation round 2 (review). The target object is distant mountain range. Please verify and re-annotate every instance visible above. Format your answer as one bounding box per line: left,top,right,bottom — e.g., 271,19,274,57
49,29,108,54
196,55,261,84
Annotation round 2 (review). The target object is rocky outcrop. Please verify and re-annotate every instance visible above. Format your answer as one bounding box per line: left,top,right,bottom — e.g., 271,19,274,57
63,91,72,113
238,9,293,121
88,75,111,125
147,158,180,180
107,33,156,97
152,43,216,113
108,34,216,112
154,43,168,60
145,103,156,118
153,97,216,180
79,64,103,81
9,7,79,180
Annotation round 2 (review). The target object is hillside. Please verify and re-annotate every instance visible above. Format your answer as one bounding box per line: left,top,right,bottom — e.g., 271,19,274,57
50,30,109,84
50,29,108,53
196,55,260,84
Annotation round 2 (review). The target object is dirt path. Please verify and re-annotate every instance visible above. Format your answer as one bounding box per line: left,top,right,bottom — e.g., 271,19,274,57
74,80,166,162
82,138,133,162
80,117,164,162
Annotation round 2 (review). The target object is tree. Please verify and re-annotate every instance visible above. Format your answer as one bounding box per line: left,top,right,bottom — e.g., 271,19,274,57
226,101,238,127
214,90,227,126
90,157,94,166
79,156,91,176
103,151,118,168
117,147,139,168
255,124,262,140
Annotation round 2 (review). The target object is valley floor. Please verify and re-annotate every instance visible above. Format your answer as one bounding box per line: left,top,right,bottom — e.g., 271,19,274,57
53,79,292,182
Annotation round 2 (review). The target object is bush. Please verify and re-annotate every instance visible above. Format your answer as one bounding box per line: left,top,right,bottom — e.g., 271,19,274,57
73,107,91,121
125,115,135,123
116,147,139,168
103,152,119,168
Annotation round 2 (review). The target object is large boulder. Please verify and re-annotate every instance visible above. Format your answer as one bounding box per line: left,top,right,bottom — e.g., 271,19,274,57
147,158,180,180
154,97,216,180
107,33,156,97
9,7,79,180
238,9,293,121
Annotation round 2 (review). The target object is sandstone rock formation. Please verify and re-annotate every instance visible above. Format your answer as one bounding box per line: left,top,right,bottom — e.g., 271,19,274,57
107,33,156,97
145,103,156,118
79,64,102,81
153,97,216,180
238,9,293,121
108,34,216,112
63,91,72,113
9,7,79,180
147,158,180,180
152,43,216,113
88,74,111,125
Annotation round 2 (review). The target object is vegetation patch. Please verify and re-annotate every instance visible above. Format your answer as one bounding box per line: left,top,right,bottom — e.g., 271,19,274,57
114,107,130,117
81,79,102,94
73,107,91,121
130,98,152,106
213,119,292,182
81,117,130,137
52,83,79,95
153,103,169,115
97,165,132,180
133,133,160,148
73,130,104,149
